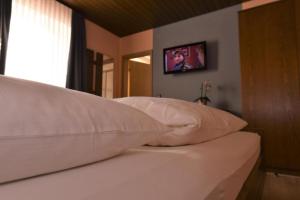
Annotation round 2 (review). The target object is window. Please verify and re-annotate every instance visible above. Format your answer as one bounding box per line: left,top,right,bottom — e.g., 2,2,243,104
5,0,71,87
102,62,114,98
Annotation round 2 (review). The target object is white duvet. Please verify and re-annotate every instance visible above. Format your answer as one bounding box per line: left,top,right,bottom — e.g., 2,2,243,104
0,131,260,200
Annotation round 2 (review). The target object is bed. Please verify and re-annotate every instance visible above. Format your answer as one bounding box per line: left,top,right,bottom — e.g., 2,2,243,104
0,131,260,200
0,76,261,200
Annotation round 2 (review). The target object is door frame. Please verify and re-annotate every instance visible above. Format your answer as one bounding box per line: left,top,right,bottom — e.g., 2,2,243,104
121,50,152,97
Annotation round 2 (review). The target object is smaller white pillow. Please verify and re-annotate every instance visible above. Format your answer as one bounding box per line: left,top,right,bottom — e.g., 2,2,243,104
115,97,247,146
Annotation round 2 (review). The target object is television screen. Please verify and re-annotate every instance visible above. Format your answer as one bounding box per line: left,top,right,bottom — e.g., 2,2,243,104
163,41,207,74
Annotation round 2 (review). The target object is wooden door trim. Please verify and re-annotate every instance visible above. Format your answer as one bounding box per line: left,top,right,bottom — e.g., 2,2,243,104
121,50,153,97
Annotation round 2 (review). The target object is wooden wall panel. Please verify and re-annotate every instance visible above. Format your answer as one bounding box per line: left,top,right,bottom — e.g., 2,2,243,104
128,61,152,97
86,49,103,96
239,0,300,172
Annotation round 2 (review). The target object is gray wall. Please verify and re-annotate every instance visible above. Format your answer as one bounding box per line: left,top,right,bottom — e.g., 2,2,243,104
153,5,242,114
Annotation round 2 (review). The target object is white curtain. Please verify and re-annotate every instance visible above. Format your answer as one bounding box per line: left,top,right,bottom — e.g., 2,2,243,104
5,0,71,87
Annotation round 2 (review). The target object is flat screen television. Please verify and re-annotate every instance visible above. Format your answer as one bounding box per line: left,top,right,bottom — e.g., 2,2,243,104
163,41,207,74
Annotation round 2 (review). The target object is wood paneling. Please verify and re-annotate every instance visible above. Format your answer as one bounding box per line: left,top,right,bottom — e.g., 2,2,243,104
86,49,103,96
128,61,152,97
121,51,152,97
239,0,300,172
58,0,249,36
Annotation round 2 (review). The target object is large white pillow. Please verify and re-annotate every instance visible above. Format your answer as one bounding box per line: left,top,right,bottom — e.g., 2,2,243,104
115,97,247,146
0,76,170,184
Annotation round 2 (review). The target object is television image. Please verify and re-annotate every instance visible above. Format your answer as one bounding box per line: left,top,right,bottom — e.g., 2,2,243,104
163,41,207,74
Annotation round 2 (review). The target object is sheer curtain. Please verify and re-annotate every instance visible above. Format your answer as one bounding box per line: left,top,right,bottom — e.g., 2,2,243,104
5,0,71,87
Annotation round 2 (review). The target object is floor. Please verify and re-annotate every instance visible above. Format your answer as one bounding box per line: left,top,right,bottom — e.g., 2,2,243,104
262,172,300,200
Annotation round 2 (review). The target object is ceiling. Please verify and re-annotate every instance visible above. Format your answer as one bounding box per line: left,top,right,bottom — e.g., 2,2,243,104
59,0,249,37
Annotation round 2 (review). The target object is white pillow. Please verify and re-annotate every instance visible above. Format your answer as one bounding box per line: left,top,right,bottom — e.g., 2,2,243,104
115,97,247,146
0,76,170,184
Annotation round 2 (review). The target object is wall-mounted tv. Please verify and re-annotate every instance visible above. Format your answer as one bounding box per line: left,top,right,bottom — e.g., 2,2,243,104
163,41,207,74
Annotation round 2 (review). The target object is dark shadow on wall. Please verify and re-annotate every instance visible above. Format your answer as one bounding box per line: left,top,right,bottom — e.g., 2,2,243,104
206,40,219,72
216,84,241,116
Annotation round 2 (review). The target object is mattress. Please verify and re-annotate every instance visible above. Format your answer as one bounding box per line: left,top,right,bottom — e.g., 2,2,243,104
0,131,260,200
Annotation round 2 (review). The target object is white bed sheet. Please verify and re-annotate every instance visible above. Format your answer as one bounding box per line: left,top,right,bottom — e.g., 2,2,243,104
0,131,260,200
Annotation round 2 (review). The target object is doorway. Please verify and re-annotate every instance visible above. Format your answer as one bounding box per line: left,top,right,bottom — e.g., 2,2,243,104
102,55,114,98
122,51,152,97
86,49,114,98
